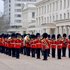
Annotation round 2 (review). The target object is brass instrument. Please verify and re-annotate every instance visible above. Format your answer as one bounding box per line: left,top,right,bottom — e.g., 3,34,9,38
24,35,30,43
42,39,49,49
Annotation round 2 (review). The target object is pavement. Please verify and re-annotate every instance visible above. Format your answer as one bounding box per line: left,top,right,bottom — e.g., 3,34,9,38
0,52,70,70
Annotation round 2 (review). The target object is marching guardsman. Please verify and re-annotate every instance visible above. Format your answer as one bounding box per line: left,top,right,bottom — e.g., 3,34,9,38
24,35,30,56
6,34,12,56
10,33,17,57
16,33,23,54
67,35,70,58
14,33,22,59
62,33,68,57
50,34,56,58
30,34,36,58
4,34,9,55
0,35,2,52
1,34,5,53
41,33,49,60
47,34,51,56
36,33,42,59
20,35,24,54
23,34,27,55
56,34,63,59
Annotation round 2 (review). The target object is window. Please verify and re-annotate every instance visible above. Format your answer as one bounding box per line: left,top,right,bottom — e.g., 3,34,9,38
56,15,58,20
67,12,69,19
9,0,11,3
42,17,43,24
44,6,46,14
22,0,36,2
32,12,35,18
53,2,55,11
15,9,21,12
15,0,21,1
50,16,51,22
64,0,66,9
15,20,21,23
47,17,49,23
9,4,11,7
42,6,43,14
56,1,58,11
60,14,62,20
44,17,46,23
53,15,55,21
47,5,49,13
67,0,69,8
15,3,21,7
15,14,21,17
50,4,51,12
64,13,66,19
60,0,62,10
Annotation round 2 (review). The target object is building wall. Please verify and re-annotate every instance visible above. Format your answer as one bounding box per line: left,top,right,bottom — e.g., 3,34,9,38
22,4,36,34
3,0,36,34
36,0,70,35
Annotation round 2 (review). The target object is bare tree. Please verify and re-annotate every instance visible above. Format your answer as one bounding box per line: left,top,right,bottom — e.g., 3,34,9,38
0,15,9,34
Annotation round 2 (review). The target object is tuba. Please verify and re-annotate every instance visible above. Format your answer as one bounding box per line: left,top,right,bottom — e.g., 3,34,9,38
24,35,30,43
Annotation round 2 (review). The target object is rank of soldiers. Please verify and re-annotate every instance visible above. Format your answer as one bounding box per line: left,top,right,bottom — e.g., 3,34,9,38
0,33,70,60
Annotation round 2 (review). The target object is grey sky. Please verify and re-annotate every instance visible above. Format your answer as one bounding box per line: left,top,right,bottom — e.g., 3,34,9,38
0,0,4,13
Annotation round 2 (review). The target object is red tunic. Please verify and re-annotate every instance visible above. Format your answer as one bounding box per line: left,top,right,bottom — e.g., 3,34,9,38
10,39,21,49
50,40,56,49
35,39,42,49
15,39,22,49
4,39,9,48
0,38,2,46
41,39,49,50
0,38,3,47
25,42,30,48
67,39,70,49
56,40,63,49
62,38,68,48
30,39,36,49
1,38,5,47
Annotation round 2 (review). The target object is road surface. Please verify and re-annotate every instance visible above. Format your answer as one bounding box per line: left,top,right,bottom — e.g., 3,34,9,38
0,52,70,70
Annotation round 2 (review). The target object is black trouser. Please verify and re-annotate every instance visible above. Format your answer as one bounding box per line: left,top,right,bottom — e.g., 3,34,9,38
36,48,41,59
4,47,6,54
52,48,55,58
26,47,30,56
0,46,2,53
23,46,26,55
5,47,9,55
62,47,66,57
32,48,35,57
12,48,16,57
8,48,11,56
15,49,20,59
48,48,50,56
68,48,70,58
20,47,24,54
43,49,48,60
57,49,61,59
2,46,5,53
